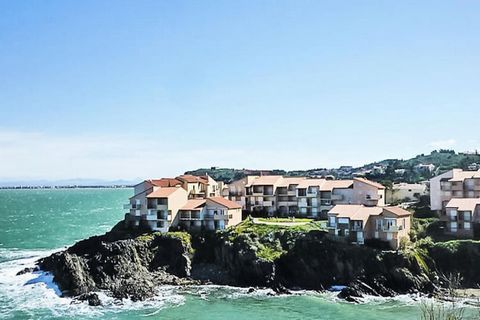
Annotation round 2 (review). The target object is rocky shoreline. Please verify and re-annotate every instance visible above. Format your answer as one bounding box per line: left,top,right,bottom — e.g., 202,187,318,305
23,219,480,305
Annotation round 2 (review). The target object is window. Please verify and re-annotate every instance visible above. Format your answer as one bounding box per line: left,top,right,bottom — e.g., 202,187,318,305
386,233,393,241
328,216,336,227
450,222,458,232
464,212,471,222
464,222,471,230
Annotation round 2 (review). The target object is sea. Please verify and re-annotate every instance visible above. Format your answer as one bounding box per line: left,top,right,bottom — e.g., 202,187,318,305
0,188,478,319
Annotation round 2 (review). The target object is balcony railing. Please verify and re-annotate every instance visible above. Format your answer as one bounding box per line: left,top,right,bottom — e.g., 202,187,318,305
263,201,274,207
124,203,141,210
383,225,402,232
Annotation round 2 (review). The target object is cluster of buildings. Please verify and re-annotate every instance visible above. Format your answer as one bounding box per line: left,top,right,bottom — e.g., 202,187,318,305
430,169,480,238
124,175,241,232
123,166,480,249
125,173,414,249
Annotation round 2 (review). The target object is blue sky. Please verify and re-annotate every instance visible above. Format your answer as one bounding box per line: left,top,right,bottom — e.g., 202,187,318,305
0,1,479,180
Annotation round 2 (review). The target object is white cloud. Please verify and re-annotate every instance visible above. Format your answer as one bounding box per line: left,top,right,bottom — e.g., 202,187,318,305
429,138,456,149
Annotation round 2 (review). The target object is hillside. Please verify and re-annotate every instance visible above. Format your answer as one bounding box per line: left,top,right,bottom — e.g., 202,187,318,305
185,150,480,184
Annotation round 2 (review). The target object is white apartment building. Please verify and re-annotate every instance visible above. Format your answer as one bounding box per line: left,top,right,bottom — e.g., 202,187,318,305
386,182,428,204
430,169,480,212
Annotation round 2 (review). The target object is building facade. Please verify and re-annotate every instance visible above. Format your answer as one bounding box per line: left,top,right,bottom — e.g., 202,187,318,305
240,175,385,218
178,197,242,231
430,169,480,212
124,175,231,232
386,182,428,204
327,205,411,249
443,198,480,238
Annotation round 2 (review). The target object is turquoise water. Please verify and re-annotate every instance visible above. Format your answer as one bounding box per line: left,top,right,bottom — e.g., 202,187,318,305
0,189,477,319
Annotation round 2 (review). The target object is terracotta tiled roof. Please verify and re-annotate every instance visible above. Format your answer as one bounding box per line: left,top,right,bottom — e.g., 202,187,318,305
248,175,284,186
354,177,385,189
176,175,209,184
321,180,354,191
207,197,242,209
146,187,182,198
383,206,412,217
277,177,307,187
180,199,206,211
147,178,182,187
448,170,480,182
328,204,383,224
296,179,326,189
446,198,480,212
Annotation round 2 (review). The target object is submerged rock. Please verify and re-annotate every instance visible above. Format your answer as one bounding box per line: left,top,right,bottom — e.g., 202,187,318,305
76,292,102,306
16,266,39,276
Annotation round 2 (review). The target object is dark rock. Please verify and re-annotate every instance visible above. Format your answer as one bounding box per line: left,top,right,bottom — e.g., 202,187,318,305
77,292,102,306
16,266,38,276
38,230,194,301
36,219,448,302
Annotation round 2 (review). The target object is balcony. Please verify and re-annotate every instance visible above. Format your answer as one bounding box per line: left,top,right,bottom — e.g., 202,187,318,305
287,190,297,196
278,201,297,207
440,182,452,191
144,214,157,221
263,201,274,207
331,194,343,201
451,183,464,191
124,203,141,210
132,210,141,217
383,225,402,232
180,212,201,220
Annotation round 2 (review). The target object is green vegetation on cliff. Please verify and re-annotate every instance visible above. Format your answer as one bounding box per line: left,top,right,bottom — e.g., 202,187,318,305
221,218,327,262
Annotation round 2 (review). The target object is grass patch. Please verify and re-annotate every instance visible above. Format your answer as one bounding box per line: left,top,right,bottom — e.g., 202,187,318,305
433,239,480,253
136,232,161,242
230,218,326,238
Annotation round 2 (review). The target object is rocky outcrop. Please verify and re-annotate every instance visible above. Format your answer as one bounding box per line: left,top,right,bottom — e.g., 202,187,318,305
35,220,476,303
38,224,198,301
275,231,435,300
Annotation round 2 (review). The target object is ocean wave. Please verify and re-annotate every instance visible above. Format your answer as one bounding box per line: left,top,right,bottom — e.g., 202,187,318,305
0,248,478,319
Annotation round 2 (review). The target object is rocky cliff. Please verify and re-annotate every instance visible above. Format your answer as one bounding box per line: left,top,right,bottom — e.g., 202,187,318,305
32,219,480,304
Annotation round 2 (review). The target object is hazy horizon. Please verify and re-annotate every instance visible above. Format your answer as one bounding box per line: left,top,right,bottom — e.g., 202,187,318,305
1,1,479,180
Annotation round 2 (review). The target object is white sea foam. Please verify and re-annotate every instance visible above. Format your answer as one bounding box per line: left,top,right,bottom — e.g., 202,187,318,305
1,249,478,318
0,248,186,318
